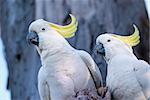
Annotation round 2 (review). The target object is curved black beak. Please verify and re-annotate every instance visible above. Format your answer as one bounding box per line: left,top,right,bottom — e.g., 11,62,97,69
94,43,105,56
26,32,39,46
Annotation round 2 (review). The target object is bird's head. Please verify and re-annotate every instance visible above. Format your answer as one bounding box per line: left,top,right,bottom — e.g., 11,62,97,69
27,14,78,53
95,25,140,61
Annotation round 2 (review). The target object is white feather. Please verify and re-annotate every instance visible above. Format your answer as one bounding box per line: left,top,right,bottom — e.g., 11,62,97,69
29,19,103,100
96,34,150,100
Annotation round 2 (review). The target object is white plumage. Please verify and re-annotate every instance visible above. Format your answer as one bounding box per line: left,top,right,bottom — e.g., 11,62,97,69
106,55,150,100
95,26,150,100
28,17,103,100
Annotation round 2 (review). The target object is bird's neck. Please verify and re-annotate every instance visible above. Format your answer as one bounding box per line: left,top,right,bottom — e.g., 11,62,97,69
105,47,137,63
37,41,75,66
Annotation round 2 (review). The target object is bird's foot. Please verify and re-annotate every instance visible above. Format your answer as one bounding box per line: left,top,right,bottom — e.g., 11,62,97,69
97,87,111,100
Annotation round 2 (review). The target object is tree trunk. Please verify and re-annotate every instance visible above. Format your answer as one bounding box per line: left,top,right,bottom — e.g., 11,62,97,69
1,0,40,100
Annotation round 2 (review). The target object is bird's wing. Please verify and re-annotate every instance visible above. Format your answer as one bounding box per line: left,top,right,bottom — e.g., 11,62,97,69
76,50,103,88
133,60,150,99
38,66,51,100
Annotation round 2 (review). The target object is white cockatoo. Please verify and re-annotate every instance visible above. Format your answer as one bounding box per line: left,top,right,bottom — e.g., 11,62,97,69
95,25,150,100
26,14,103,100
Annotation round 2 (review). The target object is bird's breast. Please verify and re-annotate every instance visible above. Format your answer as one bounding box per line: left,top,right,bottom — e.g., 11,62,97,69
42,55,96,92
106,65,143,100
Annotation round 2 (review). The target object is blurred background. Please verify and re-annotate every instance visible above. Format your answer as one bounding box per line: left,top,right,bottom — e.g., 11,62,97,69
0,0,149,100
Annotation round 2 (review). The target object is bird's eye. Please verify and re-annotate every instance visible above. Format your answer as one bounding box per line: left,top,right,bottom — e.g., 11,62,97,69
42,28,45,31
107,39,111,42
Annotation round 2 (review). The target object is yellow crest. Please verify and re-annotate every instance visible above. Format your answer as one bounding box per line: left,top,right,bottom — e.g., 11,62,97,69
112,24,140,47
49,14,78,38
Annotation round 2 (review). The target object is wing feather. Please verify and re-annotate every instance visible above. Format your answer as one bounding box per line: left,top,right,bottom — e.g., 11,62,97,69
133,60,150,99
76,50,103,88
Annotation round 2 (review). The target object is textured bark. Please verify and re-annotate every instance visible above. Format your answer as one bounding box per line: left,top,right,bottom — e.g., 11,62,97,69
1,0,149,100
1,0,40,100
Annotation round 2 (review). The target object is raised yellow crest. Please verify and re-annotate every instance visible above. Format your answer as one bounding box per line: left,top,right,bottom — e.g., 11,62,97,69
49,14,78,38
112,24,140,47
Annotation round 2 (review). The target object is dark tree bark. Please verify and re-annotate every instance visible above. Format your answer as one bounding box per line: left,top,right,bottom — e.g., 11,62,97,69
1,0,40,100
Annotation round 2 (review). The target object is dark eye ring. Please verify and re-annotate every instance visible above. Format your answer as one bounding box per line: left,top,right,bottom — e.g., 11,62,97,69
42,28,45,31
107,39,111,42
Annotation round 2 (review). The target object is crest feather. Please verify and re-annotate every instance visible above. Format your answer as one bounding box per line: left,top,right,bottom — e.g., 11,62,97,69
112,24,140,47
49,14,78,38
